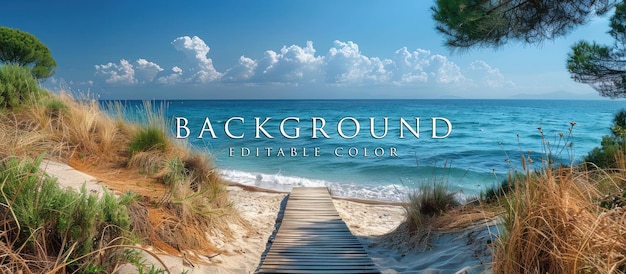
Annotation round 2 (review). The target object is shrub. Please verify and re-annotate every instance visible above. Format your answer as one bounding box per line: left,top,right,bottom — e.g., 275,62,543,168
584,109,626,168
0,155,136,272
405,181,459,232
584,135,623,168
0,64,42,109
493,167,626,273
129,127,167,155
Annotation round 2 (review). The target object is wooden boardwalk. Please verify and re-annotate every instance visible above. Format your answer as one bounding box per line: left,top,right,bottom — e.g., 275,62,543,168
256,187,380,274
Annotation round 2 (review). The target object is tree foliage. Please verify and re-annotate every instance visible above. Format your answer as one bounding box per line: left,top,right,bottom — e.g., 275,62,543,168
0,26,56,79
567,2,626,98
584,109,626,167
432,0,616,49
0,64,42,108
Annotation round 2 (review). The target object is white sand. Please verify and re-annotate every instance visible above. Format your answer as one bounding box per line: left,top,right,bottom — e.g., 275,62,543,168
42,160,496,274
40,160,111,197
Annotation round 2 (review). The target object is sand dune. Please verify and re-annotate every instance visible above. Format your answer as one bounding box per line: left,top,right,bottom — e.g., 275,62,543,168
42,160,494,274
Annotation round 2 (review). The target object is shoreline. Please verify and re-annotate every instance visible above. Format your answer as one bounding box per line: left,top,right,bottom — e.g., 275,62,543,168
226,180,408,206
44,160,494,274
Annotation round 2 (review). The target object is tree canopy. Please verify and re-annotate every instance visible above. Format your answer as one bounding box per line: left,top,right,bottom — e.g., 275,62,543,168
567,2,626,98
432,0,616,49
0,26,56,79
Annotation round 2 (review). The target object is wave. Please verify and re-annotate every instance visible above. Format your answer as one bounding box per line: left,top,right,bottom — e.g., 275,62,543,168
220,168,474,203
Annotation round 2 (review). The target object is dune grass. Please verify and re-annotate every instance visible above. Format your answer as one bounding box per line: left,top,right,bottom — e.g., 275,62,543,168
491,124,626,273
0,155,136,273
493,164,626,273
0,65,246,272
396,122,626,273
405,180,459,233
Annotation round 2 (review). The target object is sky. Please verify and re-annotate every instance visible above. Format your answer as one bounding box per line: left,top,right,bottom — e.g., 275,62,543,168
2,1,618,99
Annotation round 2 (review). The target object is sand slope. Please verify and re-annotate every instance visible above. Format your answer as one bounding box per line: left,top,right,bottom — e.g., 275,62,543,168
42,160,495,274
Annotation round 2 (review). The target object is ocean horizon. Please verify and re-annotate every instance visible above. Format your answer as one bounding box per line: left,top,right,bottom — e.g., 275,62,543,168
108,99,626,202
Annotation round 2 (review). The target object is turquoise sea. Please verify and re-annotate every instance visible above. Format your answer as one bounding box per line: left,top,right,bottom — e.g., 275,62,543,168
114,99,626,202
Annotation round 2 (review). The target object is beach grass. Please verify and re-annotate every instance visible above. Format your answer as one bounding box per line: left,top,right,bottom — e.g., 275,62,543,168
493,163,626,273
392,122,626,273
0,155,135,273
491,123,626,273
0,66,246,272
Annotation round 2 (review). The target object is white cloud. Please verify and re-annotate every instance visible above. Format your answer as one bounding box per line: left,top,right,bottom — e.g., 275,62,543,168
157,66,184,85
254,41,324,83
325,40,393,84
135,59,163,83
467,60,515,88
223,56,257,82
95,59,136,85
429,54,464,84
95,58,163,85
171,36,222,83
93,37,513,91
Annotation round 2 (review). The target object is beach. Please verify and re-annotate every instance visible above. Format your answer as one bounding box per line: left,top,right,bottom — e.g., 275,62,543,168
44,160,496,274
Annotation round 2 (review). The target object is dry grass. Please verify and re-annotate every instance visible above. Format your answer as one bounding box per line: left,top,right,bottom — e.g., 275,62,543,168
493,165,626,273
0,90,249,269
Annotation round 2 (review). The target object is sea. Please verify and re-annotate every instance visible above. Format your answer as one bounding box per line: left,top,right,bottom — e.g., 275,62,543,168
110,99,626,202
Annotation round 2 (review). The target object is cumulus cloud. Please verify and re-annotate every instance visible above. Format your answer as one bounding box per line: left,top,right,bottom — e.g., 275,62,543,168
135,59,163,83
223,56,257,82
95,59,136,85
325,40,393,84
95,58,163,85
253,41,324,83
157,66,184,85
466,60,515,88
94,36,513,90
171,36,221,83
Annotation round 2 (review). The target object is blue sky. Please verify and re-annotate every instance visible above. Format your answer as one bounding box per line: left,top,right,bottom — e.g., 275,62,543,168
2,1,616,99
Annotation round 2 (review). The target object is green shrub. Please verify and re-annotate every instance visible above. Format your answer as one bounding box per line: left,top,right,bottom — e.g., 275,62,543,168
42,96,69,114
584,109,626,168
406,181,459,232
0,155,135,272
129,127,167,154
584,135,623,168
480,171,530,202
0,64,42,108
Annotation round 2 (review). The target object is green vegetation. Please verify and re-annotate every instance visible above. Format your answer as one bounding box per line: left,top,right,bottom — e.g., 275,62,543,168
493,164,626,273
129,127,168,154
567,2,626,98
0,28,243,272
0,155,134,272
405,174,459,233
431,0,614,49
0,26,56,79
0,64,42,108
431,1,626,98
480,172,523,202
584,109,626,168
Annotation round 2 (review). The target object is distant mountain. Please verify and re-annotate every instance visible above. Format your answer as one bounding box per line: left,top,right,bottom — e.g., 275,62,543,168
509,90,603,100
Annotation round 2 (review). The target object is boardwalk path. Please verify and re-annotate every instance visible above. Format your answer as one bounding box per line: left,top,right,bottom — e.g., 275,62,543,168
255,187,380,274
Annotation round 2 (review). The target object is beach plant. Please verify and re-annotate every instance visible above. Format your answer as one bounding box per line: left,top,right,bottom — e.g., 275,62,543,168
584,109,626,168
0,155,137,272
492,124,626,273
129,127,168,155
0,84,246,264
0,64,42,109
404,164,460,233
493,165,626,273
0,26,57,79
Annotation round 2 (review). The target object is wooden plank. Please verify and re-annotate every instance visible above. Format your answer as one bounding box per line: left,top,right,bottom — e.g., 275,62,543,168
257,270,380,274
256,187,380,274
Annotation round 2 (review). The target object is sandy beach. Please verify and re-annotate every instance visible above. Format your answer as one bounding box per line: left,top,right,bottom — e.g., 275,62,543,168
43,160,496,274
